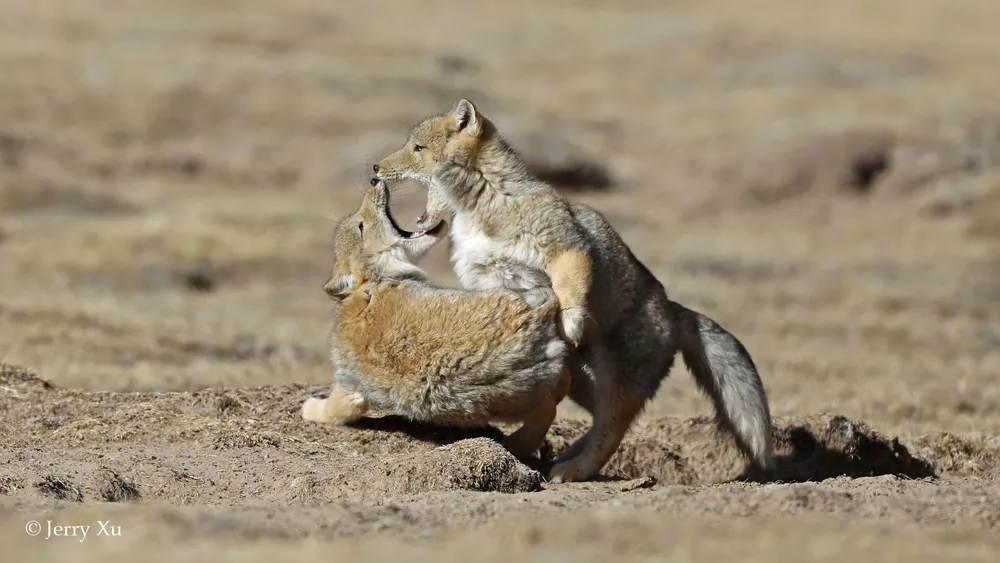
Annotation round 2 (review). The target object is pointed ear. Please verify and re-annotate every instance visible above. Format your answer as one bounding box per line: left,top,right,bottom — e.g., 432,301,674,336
450,98,479,132
323,274,354,299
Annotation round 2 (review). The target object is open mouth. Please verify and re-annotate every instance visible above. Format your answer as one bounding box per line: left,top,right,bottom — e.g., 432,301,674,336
383,188,444,239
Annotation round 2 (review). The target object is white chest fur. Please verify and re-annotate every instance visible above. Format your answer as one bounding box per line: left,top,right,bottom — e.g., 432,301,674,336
449,212,550,292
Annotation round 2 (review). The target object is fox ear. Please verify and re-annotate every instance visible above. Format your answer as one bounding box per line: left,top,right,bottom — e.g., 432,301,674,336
451,98,479,132
323,274,354,299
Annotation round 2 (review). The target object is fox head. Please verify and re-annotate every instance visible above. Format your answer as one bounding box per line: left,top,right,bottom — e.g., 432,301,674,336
373,98,502,227
323,180,446,300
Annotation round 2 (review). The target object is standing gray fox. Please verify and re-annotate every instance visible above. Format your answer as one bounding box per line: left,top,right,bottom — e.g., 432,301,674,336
302,180,571,460
374,98,775,483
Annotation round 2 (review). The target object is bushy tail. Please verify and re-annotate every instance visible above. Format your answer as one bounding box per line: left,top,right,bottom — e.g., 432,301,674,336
673,302,775,471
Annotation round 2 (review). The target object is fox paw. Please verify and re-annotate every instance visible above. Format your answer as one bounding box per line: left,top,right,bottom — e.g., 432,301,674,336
547,459,589,484
301,397,328,423
301,392,368,424
558,307,587,347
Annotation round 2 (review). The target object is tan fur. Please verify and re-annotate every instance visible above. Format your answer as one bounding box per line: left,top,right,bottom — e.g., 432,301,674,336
302,181,571,459
375,99,776,483
503,367,572,459
336,281,554,414
546,248,594,345
375,99,594,347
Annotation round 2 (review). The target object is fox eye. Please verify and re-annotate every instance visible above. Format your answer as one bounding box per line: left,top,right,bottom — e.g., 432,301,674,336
413,144,424,152
358,222,364,234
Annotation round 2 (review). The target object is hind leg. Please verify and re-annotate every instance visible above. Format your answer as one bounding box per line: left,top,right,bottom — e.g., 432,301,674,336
302,386,370,424
548,380,647,483
549,343,659,484
550,296,678,483
504,367,572,459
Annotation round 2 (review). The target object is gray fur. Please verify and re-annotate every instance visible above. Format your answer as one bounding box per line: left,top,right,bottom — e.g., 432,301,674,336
376,106,775,480
569,201,775,474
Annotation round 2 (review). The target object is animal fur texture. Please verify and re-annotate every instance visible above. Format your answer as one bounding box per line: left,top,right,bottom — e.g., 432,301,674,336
301,180,571,460
374,99,775,482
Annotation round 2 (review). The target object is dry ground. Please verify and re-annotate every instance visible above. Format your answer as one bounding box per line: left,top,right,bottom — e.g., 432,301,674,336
2,0,1000,560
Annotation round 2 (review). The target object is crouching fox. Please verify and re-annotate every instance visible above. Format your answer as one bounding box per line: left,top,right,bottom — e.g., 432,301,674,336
301,180,571,459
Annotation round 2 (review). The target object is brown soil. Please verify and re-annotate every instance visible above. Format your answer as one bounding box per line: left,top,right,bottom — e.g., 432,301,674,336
3,365,1000,560
3,0,1000,560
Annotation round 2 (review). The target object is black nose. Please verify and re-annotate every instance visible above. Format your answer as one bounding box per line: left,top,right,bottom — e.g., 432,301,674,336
372,164,380,173
369,177,379,186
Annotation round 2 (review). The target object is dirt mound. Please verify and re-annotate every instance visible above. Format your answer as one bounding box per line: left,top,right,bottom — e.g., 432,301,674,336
699,130,894,206
0,363,54,394
771,415,936,480
33,475,84,502
1,370,543,501
910,431,1000,476
693,116,1000,212
542,414,936,485
381,438,542,494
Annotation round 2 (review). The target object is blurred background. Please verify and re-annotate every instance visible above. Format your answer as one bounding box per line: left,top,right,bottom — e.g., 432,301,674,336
2,0,999,439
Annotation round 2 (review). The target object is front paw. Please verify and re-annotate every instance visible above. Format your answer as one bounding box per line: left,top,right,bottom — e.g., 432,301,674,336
301,397,328,422
301,391,369,424
558,307,587,347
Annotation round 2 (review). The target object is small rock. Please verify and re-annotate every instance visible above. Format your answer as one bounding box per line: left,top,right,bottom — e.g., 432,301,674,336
98,468,141,503
619,476,658,492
